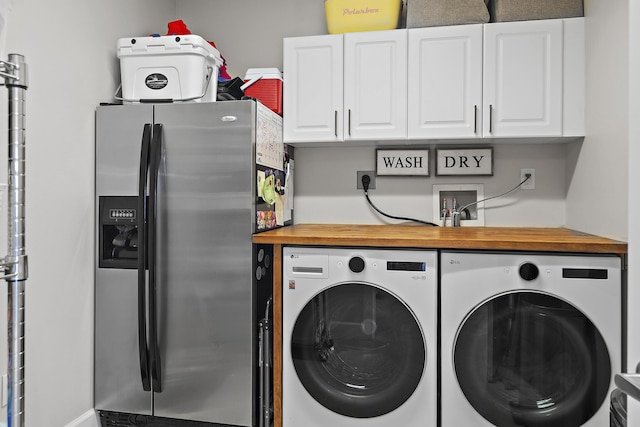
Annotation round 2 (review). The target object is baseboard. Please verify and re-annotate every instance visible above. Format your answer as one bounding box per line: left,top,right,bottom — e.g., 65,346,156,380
65,409,99,427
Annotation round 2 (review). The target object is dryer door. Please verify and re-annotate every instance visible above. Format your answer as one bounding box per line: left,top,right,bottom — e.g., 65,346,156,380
454,291,611,427
291,283,425,418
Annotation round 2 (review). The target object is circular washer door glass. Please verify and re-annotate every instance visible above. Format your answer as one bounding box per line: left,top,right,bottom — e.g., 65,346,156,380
454,291,611,427
291,283,426,418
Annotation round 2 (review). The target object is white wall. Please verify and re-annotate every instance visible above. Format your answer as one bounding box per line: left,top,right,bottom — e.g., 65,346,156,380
1,1,175,425
565,0,628,241
626,0,640,426
627,0,640,423
292,143,568,226
177,0,327,79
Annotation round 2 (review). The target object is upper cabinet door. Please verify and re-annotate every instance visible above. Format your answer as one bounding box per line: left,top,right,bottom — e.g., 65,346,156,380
408,25,483,139
483,19,563,137
344,30,408,140
283,34,343,143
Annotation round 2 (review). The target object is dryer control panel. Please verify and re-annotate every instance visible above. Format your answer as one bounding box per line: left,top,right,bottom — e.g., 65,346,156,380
387,261,426,271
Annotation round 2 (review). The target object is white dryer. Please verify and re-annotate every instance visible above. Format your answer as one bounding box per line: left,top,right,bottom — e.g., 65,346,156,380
440,251,622,427
282,247,438,427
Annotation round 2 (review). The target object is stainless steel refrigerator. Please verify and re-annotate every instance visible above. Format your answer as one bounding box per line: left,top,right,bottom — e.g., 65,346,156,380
94,100,291,426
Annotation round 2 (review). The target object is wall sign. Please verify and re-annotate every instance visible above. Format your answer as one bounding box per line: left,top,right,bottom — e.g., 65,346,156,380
376,148,429,176
436,148,493,176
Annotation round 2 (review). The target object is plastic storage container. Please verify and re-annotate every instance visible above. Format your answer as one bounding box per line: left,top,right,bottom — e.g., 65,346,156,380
242,68,283,116
117,35,223,103
407,0,489,28
325,0,402,34
490,0,583,22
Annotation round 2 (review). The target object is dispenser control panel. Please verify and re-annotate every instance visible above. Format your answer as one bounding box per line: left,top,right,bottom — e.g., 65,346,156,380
109,208,136,221
99,196,139,269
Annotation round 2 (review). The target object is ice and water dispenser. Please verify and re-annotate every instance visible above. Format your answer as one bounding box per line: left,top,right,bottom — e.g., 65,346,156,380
99,196,139,269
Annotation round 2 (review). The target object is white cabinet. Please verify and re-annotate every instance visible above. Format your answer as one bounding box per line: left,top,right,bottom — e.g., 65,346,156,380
483,19,563,137
409,18,584,140
344,30,407,140
283,30,407,143
284,18,584,143
408,24,483,139
283,35,343,142
483,18,586,138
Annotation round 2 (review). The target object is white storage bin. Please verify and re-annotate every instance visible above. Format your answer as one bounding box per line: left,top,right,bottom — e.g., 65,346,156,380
117,35,223,103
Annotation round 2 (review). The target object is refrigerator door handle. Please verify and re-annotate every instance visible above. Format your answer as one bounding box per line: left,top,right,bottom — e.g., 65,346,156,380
148,123,163,392
615,373,640,402
137,124,152,392
615,364,640,402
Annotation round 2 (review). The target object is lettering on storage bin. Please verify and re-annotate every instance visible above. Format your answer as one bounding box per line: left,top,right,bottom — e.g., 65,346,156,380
325,0,402,34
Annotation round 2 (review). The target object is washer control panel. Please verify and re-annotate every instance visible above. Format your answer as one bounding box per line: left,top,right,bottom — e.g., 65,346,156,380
284,247,437,284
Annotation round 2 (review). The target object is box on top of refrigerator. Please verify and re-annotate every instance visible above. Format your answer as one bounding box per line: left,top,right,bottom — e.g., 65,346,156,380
117,35,223,103
242,68,283,116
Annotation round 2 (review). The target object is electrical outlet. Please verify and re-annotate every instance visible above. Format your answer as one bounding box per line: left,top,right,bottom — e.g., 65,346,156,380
357,170,376,190
520,168,535,190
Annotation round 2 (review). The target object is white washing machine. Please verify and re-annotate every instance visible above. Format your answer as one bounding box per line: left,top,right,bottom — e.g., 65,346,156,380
282,247,438,427
441,251,622,427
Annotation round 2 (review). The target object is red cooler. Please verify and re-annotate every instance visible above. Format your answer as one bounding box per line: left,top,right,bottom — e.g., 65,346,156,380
242,68,283,115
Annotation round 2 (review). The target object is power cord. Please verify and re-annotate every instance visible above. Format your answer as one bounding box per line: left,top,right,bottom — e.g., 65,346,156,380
361,173,532,227
456,173,531,216
361,174,440,226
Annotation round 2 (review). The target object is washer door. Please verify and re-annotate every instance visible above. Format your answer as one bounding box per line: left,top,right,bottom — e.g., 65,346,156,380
454,291,611,427
291,283,426,418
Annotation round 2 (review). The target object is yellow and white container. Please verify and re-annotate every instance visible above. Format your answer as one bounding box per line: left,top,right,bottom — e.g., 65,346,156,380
325,0,402,34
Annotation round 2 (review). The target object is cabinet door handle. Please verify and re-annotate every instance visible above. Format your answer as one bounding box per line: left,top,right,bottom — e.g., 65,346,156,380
474,105,478,134
348,109,352,137
489,104,493,134
334,110,338,138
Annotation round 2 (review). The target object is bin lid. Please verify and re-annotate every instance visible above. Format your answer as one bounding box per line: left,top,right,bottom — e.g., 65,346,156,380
117,34,222,65
244,67,283,80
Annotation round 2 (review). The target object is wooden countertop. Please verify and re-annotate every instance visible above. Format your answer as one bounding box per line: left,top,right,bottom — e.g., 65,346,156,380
253,224,627,254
